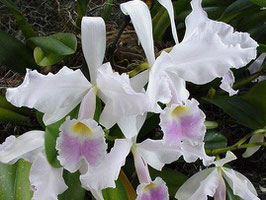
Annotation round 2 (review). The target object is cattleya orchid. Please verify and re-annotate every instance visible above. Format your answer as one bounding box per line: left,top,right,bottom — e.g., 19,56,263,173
0,0,262,200
175,151,259,200
6,17,150,129
0,131,68,199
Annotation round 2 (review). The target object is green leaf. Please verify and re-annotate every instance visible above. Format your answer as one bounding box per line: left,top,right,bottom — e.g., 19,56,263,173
0,29,38,73
0,159,33,200
58,171,86,200
258,43,266,53
45,106,79,168
93,96,102,123
0,163,16,200
149,167,187,197
102,0,114,22
14,160,33,200
243,80,266,119
249,0,266,7
0,95,30,124
204,131,228,149
225,180,242,200
33,47,63,67
76,0,88,27
28,33,77,66
102,179,128,200
203,96,266,129
0,0,36,39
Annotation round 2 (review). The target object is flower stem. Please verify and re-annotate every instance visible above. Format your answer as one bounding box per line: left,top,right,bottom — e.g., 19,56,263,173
207,129,265,155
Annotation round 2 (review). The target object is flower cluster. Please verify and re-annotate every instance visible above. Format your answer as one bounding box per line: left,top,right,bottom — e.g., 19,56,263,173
0,0,261,200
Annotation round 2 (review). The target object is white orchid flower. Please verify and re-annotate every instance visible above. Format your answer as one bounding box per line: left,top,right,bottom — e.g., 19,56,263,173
6,16,150,130
242,131,266,158
176,151,260,200
248,53,266,82
0,131,68,200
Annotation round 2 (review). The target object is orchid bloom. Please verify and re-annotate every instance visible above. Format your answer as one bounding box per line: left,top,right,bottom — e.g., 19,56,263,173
248,53,266,82
176,151,260,200
0,131,68,200
5,16,150,131
242,131,266,158
121,0,214,166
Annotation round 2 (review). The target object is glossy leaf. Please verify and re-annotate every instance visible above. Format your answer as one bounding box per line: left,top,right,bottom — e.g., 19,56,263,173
0,163,16,200
0,0,36,39
76,0,88,27
28,33,77,66
249,0,266,7
0,159,32,200
0,95,30,124
203,96,266,129
204,131,228,149
45,106,79,168
244,80,266,119
149,167,187,197
58,171,86,200
102,179,128,200
0,30,38,73
14,159,33,200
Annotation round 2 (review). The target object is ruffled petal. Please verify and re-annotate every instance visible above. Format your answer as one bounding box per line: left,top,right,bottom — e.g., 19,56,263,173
80,139,132,190
81,17,106,84
6,67,91,125
248,53,266,82
97,63,150,129
136,177,169,200
242,133,265,158
135,139,182,171
56,117,107,173
117,113,147,139
157,0,178,44
147,51,189,110
222,167,259,200
0,131,44,164
120,0,155,66
167,0,258,85
160,98,206,145
130,70,149,92
175,168,224,200
220,70,238,96
30,152,68,200
133,150,151,183
213,151,237,167
78,87,97,120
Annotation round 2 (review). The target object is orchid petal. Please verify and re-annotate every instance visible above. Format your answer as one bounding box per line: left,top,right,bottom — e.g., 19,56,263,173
80,139,132,190
147,51,189,109
97,63,150,129
242,133,264,158
175,168,224,200
220,70,238,96
135,139,182,171
157,0,178,44
213,151,237,167
90,189,104,200
81,17,106,84
6,67,91,125
78,87,97,120
248,53,266,82
160,98,206,145
56,117,107,173
167,0,258,85
136,177,169,200
222,167,259,200
180,142,215,167
30,152,68,200
248,53,266,74
121,0,155,66
133,150,151,183
130,70,150,92
0,131,44,164
118,113,147,139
